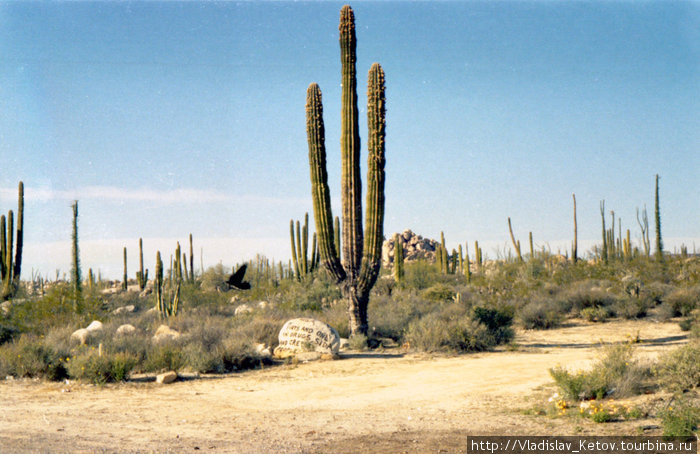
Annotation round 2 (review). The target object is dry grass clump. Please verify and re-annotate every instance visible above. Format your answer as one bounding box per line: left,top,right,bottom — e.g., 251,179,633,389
549,343,651,401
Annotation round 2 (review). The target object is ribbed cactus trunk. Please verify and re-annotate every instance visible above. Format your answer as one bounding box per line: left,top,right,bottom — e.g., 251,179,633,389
654,174,663,262
306,5,385,337
122,247,128,290
71,201,82,302
1,182,23,301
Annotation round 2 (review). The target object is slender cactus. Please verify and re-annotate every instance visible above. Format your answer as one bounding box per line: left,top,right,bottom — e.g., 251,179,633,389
137,238,148,290
654,174,663,261
528,232,534,261
393,236,404,283
464,242,472,282
507,217,522,262
600,200,608,264
70,201,82,304
1,182,23,300
572,193,578,263
189,233,194,282
154,250,180,318
122,247,128,290
306,5,385,336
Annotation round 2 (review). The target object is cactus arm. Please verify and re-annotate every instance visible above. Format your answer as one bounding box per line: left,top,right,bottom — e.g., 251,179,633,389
289,220,300,280
339,5,363,279
358,63,386,293
306,83,346,282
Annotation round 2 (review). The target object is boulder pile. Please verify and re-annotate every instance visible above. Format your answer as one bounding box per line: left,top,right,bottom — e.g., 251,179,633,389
382,229,440,267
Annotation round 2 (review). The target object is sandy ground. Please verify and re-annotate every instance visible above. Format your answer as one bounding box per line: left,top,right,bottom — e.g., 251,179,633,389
0,319,689,453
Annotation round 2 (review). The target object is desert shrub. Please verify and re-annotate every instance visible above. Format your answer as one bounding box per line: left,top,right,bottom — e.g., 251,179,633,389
0,334,69,380
612,297,650,319
550,343,648,401
660,400,700,437
519,297,565,329
405,304,512,352
0,323,19,345
581,306,611,322
348,334,368,351
200,263,230,292
405,312,489,352
67,350,136,384
367,292,419,340
403,260,440,290
143,342,185,373
664,286,700,317
561,281,618,316
472,306,514,344
656,343,700,393
317,303,350,339
422,284,455,303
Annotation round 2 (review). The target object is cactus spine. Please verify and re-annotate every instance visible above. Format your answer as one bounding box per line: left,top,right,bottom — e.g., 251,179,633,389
306,5,385,336
1,182,23,300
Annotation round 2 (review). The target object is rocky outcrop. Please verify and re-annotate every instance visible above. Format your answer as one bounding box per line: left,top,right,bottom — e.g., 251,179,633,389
382,229,440,267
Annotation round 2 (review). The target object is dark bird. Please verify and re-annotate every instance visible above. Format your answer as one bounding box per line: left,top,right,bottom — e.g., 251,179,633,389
225,264,251,290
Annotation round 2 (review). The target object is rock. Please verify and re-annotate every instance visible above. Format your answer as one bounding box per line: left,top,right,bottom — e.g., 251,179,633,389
339,338,350,350
85,320,104,333
255,343,272,357
139,287,153,297
234,304,253,316
156,371,177,384
71,328,90,345
229,295,240,304
382,230,440,267
273,318,340,359
257,301,269,310
115,324,137,336
152,325,181,344
112,305,135,315
100,287,121,295
0,301,10,315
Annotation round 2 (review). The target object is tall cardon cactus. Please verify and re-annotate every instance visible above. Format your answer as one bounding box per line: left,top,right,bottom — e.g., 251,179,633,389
306,5,385,336
1,182,23,300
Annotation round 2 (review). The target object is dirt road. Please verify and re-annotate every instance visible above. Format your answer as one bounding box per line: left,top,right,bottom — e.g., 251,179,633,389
0,319,687,453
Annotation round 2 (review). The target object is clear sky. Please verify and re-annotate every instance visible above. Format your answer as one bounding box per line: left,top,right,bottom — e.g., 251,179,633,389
0,1,698,279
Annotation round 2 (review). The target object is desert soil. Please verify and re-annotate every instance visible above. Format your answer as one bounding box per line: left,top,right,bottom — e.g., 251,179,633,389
0,319,689,453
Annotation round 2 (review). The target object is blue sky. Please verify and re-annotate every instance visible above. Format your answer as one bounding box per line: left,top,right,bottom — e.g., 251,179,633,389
0,1,698,279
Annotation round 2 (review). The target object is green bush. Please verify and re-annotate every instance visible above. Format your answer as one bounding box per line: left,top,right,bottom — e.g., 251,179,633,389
67,350,136,384
656,343,700,393
660,400,699,437
367,292,419,340
144,342,185,373
0,334,69,380
519,298,564,329
664,286,700,317
0,323,19,345
581,306,611,322
550,343,648,400
613,297,649,319
422,284,455,303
